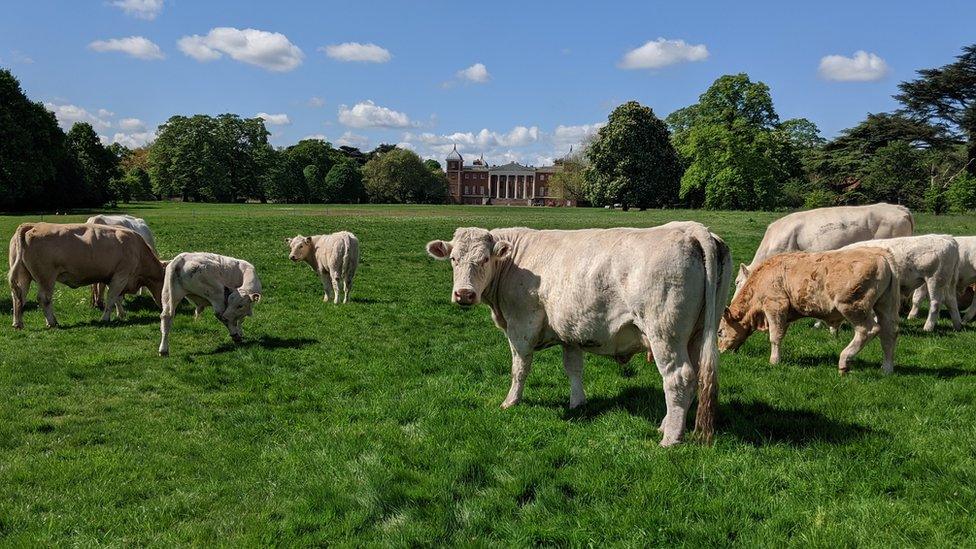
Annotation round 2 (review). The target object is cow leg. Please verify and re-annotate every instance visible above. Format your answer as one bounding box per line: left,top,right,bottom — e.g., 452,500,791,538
102,279,127,322
9,269,31,329
908,285,926,319
838,316,878,374
159,286,187,357
964,294,976,324
501,340,533,409
923,279,945,332
766,312,788,365
37,282,58,328
651,339,696,447
878,315,897,375
344,273,354,303
189,295,208,320
320,270,333,302
561,345,585,409
331,274,342,305
944,281,963,331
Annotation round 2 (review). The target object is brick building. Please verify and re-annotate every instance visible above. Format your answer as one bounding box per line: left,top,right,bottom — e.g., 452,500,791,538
444,145,575,206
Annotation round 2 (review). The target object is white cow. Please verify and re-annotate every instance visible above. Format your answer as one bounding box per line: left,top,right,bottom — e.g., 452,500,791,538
85,214,158,307
426,223,732,446
843,235,961,332
158,252,262,356
912,235,976,323
735,203,914,296
286,232,359,303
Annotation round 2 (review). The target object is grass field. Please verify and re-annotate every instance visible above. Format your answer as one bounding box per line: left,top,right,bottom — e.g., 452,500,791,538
2,202,976,545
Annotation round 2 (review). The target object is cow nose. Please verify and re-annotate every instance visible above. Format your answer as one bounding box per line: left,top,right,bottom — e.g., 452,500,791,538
453,289,476,305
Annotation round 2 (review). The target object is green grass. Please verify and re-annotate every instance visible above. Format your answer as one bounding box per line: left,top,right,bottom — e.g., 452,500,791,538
1,202,976,546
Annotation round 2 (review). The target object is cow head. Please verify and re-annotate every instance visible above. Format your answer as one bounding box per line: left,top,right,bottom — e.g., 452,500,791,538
286,235,313,262
219,286,262,343
426,228,512,307
733,263,751,296
718,306,764,352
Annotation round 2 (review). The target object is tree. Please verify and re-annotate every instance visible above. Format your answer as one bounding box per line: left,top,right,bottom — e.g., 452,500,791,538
65,122,119,206
584,101,682,209
896,44,976,176
423,159,442,173
549,146,590,202
670,74,795,210
283,138,338,202
0,68,80,211
323,159,365,203
860,141,928,207
363,148,447,203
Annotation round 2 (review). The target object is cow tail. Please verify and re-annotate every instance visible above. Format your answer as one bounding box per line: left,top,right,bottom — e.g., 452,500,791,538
880,252,901,330
8,223,32,284
161,254,182,317
691,224,733,445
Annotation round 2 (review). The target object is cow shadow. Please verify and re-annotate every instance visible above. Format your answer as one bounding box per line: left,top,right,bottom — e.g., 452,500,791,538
61,314,161,329
350,297,394,305
556,386,872,447
200,335,318,355
0,297,37,313
891,364,973,378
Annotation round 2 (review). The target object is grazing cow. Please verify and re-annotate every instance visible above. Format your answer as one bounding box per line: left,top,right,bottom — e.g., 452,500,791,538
735,203,914,296
843,235,961,332
426,223,732,446
719,248,900,374
8,222,164,329
286,232,359,303
85,214,158,308
911,236,976,323
158,252,262,356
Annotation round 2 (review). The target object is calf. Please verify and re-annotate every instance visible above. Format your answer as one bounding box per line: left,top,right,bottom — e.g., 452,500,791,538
720,248,900,374
86,214,158,308
426,222,732,446
158,252,262,356
286,232,359,303
911,236,976,323
843,235,961,332
8,222,164,328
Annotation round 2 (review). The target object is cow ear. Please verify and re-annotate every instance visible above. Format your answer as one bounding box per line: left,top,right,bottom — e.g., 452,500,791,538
249,293,262,303
739,263,750,277
284,237,291,244
722,307,733,322
426,240,452,259
305,236,312,245
493,240,512,259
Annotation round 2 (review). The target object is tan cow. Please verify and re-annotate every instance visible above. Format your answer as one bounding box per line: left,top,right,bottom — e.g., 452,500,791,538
843,235,961,332
426,222,732,446
735,203,914,296
719,248,900,374
8,222,164,329
286,232,359,303
85,214,158,308
158,252,262,356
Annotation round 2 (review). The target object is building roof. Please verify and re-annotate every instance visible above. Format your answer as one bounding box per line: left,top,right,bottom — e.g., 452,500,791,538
490,161,536,173
446,144,462,161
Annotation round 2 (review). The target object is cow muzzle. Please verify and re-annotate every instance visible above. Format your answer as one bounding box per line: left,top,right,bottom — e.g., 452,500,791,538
452,288,478,307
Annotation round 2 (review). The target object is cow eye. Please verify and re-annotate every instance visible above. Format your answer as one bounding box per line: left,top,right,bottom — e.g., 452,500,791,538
482,257,489,264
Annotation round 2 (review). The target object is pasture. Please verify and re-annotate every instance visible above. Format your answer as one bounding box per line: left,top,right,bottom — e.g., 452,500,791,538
2,203,976,545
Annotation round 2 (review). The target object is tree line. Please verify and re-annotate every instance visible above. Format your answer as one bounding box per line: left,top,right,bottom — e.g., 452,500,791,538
553,43,976,212
2,43,974,213
0,68,447,212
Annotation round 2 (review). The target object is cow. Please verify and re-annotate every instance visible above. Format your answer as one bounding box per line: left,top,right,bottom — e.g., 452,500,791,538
158,252,262,356
85,214,158,308
719,248,900,374
842,235,961,332
735,203,914,297
426,222,732,446
8,222,164,329
286,232,359,303
911,236,976,323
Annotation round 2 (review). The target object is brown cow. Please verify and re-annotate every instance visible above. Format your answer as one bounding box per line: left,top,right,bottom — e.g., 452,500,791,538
8,223,165,329
719,247,900,374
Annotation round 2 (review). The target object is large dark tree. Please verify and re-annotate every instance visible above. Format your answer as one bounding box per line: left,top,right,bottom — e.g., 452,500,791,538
65,122,120,206
896,44,976,176
584,100,682,209
362,148,447,203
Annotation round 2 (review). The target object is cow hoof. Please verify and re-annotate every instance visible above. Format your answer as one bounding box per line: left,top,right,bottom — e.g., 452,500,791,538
500,399,519,410
231,336,243,344
659,437,681,448
838,369,849,376
568,399,586,410
159,350,169,357
12,324,23,330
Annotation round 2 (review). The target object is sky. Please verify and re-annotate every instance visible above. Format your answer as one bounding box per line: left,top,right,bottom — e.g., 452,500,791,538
2,0,974,167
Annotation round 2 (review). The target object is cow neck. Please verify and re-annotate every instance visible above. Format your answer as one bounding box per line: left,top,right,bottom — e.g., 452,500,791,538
240,263,261,294
482,230,523,308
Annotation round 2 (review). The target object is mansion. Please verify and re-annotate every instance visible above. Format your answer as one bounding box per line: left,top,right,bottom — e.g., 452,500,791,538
444,146,575,206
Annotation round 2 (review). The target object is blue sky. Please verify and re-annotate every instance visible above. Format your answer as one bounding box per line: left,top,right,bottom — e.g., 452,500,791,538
2,0,974,166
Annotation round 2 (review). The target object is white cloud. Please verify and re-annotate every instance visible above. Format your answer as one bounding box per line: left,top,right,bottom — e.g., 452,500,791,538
89,36,164,60
336,131,368,148
97,108,115,118
111,0,163,20
338,100,412,128
456,63,490,83
118,117,146,131
178,27,304,72
302,134,327,141
321,42,391,63
111,131,155,148
255,112,291,125
818,50,889,82
44,102,112,131
553,123,604,149
9,50,34,64
407,125,540,149
619,38,709,70
307,96,325,108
